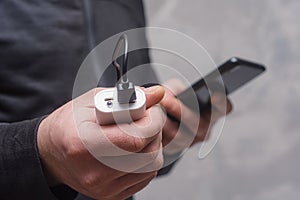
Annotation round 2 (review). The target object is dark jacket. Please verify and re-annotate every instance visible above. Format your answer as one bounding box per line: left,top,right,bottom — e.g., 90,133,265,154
0,0,163,199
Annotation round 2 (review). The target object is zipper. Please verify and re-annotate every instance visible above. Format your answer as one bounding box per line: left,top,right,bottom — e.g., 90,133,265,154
82,0,105,85
83,0,96,51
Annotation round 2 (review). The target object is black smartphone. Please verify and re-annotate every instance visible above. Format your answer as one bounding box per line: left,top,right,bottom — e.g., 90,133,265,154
176,57,266,113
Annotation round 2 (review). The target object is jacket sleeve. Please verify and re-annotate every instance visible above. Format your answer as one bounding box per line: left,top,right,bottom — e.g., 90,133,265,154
0,118,76,200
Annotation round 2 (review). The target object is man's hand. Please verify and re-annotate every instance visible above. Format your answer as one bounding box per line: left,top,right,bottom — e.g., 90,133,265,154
160,80,232,155
37,86,165,200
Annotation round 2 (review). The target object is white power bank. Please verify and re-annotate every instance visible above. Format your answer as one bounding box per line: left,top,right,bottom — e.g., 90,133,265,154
94,87,146,125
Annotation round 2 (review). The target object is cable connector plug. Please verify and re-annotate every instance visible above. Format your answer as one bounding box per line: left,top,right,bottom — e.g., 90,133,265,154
117,81,137,104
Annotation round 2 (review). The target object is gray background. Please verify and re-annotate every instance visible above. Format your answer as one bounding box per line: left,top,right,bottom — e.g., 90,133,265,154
137,0,300,199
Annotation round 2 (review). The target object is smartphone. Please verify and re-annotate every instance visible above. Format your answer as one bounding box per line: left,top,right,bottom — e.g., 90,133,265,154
176,57,266,113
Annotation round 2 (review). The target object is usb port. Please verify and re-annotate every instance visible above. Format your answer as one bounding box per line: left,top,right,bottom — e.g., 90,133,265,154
104,97,114,101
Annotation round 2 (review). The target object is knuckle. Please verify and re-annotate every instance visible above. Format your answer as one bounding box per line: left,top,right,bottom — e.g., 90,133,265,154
112,134,147,153
144,141,161,156
81,174,98,189
64,136,86,158
131,137,147,152
81,174,110,198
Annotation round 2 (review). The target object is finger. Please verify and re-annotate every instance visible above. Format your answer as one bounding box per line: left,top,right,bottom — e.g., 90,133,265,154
61,148,128,185
162,118,197,154
87,105,164,156
82,122,157,156
101,132,162,173
192,95,232,145
162,114,211,149
83,134,161,174
162,116,199,147
117,174,155,200
211,94,233,115
203,95,233,123
143,86,165,108
105,105,164,152
164,117,209,150
92,172,156,200
162,78,186,95
161,94,200,133
224,98,233,114
134,142,163,173
83,112,163,173
161,91,222,145
192,126,211,145
162,117,180,147
111,171,157,195
160,90,181,120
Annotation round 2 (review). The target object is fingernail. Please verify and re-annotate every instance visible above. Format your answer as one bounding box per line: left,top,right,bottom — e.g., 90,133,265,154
145,86,164,93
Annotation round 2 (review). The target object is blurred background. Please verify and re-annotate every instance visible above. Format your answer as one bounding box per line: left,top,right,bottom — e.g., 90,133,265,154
137,0,300,199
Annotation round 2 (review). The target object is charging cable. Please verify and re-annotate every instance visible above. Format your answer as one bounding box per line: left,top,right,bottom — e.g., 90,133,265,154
112,34,137,104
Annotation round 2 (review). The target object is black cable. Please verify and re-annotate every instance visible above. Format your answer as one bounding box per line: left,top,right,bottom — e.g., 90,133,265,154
112,34,129,83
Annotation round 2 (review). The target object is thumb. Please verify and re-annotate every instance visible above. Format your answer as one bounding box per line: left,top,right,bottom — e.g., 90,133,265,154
143,86,165,108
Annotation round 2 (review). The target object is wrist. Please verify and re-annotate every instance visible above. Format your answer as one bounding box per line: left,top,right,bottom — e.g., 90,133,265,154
37,116,61,187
